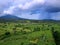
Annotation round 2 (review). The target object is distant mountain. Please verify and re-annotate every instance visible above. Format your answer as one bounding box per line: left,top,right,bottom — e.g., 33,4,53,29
0,14,25,20
0,14,60,23
0,14,28,22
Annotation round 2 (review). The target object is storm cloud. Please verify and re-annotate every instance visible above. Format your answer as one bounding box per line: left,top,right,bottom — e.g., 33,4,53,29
0,0,60,20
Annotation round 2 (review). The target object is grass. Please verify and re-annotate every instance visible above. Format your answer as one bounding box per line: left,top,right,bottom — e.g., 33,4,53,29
0,30,55,45
0,22,60,45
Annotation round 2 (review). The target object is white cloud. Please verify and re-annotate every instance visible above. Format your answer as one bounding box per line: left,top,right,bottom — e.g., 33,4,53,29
3,6,15,14
3,0,45,14
0,0,60,20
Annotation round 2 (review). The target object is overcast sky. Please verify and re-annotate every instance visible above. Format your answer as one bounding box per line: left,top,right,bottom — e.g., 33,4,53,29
0,0,60,20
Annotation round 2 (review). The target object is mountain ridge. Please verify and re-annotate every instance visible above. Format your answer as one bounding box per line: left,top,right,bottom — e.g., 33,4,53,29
0,14,60,22
0,14,25,20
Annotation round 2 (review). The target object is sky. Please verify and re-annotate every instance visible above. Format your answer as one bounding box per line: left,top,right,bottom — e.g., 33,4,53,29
0,0,60,20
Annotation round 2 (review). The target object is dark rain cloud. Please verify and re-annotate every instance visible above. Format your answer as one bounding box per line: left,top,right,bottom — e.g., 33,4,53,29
0,0,60,20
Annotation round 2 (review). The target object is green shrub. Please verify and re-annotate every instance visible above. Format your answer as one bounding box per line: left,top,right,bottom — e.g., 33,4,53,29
0,31,11,40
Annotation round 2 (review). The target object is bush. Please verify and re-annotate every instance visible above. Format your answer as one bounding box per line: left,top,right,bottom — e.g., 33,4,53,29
34,27,40,31
21,42,24,45
5,32,10,35
0,32,11,40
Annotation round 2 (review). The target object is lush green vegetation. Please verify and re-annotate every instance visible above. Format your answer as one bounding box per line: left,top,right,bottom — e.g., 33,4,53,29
0,20,60,45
